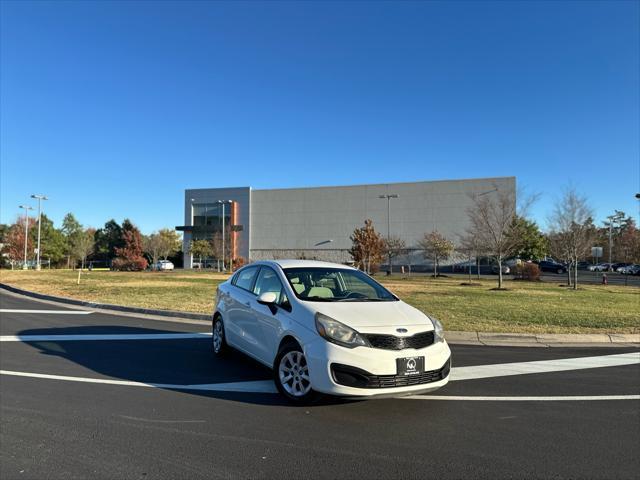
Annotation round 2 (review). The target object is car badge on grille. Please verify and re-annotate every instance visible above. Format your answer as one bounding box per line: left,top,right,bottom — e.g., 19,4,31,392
396,328,408,333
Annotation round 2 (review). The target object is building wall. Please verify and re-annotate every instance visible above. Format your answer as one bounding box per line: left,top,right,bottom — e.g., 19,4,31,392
182,187,251,268
249,177,515,252
181,177,516,267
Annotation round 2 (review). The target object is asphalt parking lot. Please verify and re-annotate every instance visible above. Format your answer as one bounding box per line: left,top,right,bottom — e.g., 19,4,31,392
1,290,639,479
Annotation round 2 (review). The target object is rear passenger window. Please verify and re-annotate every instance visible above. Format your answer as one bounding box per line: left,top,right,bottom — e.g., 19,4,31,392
233,266,259,292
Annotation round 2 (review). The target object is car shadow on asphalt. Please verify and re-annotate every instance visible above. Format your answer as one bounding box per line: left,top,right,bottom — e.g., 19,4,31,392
16,325,362,407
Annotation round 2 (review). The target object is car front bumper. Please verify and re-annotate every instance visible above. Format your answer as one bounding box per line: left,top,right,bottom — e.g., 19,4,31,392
304,336,452,397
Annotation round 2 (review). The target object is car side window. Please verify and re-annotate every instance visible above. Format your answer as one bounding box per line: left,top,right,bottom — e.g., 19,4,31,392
253,267,284,303
234,266,259,293
253,267,291,311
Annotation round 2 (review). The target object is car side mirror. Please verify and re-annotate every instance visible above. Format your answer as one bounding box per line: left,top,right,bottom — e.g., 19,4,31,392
257,291,278,305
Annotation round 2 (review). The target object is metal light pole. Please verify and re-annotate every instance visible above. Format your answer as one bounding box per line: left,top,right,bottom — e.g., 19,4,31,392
605,211,624,271
30,194,48,271
19,205,34,269
378,194,399,274
218,200,233,271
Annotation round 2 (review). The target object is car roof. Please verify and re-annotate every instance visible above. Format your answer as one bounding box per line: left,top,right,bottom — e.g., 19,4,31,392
249,259,357,270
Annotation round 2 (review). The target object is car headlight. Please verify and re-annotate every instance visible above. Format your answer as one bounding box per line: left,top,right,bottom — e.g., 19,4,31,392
430,316,445,343
315,312,369,348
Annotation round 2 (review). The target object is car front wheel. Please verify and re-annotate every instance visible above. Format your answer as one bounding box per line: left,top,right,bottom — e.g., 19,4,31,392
274,342,319,404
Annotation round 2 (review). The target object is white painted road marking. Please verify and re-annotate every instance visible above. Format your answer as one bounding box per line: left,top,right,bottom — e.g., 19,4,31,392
0,333,212,342
451,352,640,381
1,370,637,400
0,309,93,315
0,370,278,393
405,395,640,401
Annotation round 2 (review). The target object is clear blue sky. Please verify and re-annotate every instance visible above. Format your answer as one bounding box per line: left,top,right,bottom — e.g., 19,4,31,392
1,0,638,234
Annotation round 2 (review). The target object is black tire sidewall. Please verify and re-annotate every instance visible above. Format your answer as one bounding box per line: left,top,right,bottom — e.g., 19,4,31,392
212,316,229,356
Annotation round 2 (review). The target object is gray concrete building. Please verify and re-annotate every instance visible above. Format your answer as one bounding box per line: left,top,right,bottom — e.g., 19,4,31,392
177,177,516,268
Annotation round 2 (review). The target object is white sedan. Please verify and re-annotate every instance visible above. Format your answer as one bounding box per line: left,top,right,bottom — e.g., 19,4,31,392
156,260,174,271
212,260,451,403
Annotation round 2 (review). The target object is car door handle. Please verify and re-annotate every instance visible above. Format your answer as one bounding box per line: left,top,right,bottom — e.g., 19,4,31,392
244,301,251,306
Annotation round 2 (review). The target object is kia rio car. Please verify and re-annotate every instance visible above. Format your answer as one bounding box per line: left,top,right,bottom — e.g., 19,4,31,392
212,260,451,403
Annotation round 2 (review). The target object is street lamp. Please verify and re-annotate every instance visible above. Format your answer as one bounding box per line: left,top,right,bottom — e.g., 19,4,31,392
30,194,48,270
18,205,34,269
217,200,233,271
378,194,399,275
604,210,625,270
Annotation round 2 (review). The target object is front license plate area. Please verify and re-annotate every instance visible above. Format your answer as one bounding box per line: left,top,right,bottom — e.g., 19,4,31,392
396,356,425,376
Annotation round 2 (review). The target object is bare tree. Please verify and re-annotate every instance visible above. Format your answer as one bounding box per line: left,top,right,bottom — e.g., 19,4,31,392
548,188,595,290
349,219,385,274
418,231,454,277
73,229,95,284
383,235,407,274
458,229,484,282
466,187,521,289
143,232,162,269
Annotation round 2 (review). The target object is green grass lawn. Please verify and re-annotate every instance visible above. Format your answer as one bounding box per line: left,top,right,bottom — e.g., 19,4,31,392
1,269,638,334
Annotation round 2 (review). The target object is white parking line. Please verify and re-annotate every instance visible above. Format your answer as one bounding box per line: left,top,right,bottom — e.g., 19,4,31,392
0,370,277,393
0,309,92,315
451,352,640,381
1,370,637,401
0,333,212,342
405,395,640,401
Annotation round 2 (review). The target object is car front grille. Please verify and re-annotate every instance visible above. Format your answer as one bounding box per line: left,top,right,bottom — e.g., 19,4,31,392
331,358,451,389
363,330,434,350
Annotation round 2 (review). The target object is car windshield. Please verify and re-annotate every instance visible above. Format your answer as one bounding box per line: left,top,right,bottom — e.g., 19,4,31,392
283,267,398,302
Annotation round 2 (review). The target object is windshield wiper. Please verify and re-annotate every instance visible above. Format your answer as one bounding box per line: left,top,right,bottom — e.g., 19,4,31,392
302,296,335,302
336,298,394,302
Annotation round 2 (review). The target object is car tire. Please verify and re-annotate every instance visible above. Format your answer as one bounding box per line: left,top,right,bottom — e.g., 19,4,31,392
557,268,563,274
212,315,231,357
273,341,319,405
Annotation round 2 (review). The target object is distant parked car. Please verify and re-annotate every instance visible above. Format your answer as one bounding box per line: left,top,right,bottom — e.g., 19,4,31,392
155,260,174,271
613,263,631,272
577,261,593,270
620,264,640,275
590,263,611,272
537,260,567,274
490,264,510,275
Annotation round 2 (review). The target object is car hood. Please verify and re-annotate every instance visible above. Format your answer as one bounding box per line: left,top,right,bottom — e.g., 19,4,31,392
313,300,433,329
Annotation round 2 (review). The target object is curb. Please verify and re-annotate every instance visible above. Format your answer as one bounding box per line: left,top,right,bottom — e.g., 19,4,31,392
0,283,211,322
445,331,640,346
1,283,638,346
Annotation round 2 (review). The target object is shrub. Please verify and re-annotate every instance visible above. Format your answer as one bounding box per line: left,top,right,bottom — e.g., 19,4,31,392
112,257,148,272
514,262,541,281
233,257,247,269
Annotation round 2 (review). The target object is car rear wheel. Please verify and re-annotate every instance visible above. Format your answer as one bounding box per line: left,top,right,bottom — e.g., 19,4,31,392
274,341,319,404
212,316,230,356
557,268,563,274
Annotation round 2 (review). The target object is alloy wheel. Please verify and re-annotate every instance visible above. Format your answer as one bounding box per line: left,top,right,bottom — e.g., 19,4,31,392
278,351,311,397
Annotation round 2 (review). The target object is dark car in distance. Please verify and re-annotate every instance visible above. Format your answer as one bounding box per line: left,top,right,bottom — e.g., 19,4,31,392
537,260,567,274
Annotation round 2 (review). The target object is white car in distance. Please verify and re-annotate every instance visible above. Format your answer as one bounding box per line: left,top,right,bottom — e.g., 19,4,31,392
212,260,451,403
155,260,174,271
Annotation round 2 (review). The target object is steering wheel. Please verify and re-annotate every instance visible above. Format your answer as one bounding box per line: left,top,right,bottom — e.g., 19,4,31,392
344,291,367,299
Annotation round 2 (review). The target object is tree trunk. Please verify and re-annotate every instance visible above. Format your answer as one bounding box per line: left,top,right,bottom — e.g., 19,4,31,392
433,256,438,277
497,256,503,289
566,267,572,287
573,262,579,290
77,269,81,285
476,255,481,280
468,254,472,283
